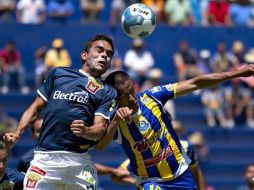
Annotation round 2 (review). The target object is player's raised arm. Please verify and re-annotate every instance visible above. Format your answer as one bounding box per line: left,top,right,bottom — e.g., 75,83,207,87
3,96,46,148
95,107,133,151
175,64,254,97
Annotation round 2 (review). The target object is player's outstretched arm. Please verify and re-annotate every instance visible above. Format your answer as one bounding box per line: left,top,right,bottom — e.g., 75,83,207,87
95,107,133,151
3,96,46,148
175,64,254,97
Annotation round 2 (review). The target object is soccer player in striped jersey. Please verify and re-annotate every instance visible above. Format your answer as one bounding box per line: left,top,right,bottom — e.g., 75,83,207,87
76,64,254,189
3,34,118,190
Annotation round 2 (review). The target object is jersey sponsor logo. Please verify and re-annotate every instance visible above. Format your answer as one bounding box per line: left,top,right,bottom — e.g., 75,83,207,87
134,139,148,152
133,128,167,152
144,145,173,168
165,84,174,92
151,86,162,93
25,172,42,188
53,90,89,103
109,99,117,112
80,166,96,184
86,77,103,94
0,180,14,190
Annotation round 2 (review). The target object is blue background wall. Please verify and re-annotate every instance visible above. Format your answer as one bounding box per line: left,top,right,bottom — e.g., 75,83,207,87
1,24,254,79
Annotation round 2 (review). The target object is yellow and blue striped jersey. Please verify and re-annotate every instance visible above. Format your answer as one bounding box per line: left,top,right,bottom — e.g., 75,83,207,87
116,83,191,183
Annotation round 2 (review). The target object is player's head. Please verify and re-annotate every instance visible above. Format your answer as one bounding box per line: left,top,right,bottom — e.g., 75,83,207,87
105,71,139,112
244,163,254,186
0,141,8,176
81,34,114,77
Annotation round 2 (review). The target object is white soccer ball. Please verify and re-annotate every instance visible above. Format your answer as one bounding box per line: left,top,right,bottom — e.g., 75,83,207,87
121,3,156,38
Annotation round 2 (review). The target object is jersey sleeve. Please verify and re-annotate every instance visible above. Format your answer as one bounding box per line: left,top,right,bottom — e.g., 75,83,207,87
95,87,118,120
37,68,57,102
145,83,177,105
186,142,198,166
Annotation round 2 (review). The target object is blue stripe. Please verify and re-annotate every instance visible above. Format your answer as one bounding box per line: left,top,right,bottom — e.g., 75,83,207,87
121,131,138,175
139,94,181,175
127,116,152,160
161,113,182,151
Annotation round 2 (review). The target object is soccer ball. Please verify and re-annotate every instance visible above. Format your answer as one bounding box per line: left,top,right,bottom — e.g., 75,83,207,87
121,3,156,38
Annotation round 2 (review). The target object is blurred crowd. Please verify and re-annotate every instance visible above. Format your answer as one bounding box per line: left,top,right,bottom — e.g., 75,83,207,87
0,37,254,129
1,0,254,27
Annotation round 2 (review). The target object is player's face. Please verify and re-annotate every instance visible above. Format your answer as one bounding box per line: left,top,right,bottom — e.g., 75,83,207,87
0,149,7,175
245,165,254,184
118,80,139,113
82,40,113,77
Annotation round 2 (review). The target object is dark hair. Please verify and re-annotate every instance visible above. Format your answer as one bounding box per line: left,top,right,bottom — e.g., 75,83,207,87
83,34,114,55
104,71,131,92
0,140,8,154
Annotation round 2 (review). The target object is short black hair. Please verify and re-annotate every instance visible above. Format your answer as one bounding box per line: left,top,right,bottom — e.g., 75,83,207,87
83,34,114,55
104,71,130,87
0,140,8,154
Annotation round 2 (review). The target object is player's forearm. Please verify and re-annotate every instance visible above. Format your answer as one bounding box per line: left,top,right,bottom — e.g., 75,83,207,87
82,123,107,141
95,163,116,175
194,70,243,88
95,116,119,151
177,70,245,96
16,104,40,136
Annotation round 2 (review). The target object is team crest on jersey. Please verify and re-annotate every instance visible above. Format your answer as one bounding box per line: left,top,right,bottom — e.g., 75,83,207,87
0,180,14,190
165,84,174,92
151,86,162,93
86,77,103,94
138,117,150,133
25,172,42,188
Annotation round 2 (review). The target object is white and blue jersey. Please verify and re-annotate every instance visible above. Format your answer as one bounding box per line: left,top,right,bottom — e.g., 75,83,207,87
36,67,118,153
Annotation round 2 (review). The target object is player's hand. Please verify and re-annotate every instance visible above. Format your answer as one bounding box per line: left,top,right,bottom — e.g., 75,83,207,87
70,120,87,137
111,169,130,184
115,107,133,122
112,168,130,178
3,132,20,148
240,64,254,77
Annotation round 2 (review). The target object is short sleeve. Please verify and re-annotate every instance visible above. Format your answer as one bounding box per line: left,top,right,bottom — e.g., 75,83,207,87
145,83,176,105
186,142,198,166
37,68,57,102
95,87,118,120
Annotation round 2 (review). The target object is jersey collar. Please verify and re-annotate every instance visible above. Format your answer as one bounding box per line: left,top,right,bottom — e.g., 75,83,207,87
79,69,90,77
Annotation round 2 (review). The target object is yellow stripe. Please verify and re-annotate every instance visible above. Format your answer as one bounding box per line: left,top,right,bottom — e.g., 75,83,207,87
120,159,130,170
173,83,177,98
119,120,148,177
141,94,181,179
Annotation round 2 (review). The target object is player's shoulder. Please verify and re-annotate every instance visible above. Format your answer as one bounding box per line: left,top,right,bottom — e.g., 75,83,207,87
50,67,81,78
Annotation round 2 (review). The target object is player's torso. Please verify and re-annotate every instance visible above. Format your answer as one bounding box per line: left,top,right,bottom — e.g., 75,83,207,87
46,70,105,124
118,93,190,181
37,68,112,153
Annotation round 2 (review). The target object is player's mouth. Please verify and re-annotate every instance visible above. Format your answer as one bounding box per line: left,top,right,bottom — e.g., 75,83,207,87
97,60,106,67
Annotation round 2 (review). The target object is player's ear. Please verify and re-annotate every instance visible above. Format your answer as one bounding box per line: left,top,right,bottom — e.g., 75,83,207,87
81,51,88,62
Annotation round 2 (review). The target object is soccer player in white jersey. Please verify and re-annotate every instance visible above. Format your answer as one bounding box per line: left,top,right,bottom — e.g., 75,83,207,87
3,34,118,190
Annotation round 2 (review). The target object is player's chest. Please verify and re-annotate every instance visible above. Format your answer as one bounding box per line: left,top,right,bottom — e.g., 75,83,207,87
51,77,105,104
